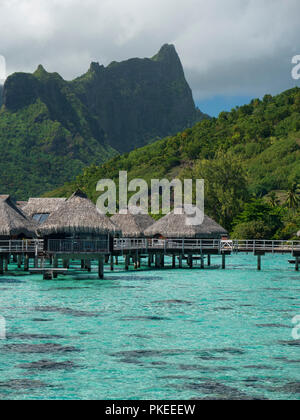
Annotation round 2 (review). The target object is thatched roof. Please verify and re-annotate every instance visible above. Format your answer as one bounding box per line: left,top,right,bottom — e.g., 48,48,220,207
0,195,38,237
37,190,119,237
144,207,228,239
111,208,155,237
23,198,67,217
16,201,28,209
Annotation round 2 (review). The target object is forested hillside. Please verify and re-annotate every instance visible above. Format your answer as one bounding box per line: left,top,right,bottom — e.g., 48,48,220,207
48,88,300,239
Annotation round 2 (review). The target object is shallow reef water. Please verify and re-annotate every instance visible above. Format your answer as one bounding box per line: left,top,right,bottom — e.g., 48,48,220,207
0,254,299,400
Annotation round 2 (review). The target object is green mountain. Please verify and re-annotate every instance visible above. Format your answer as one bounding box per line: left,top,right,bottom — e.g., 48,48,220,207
48,87,300,239
0,85,3,106
0,45,206,199
71,44,206,152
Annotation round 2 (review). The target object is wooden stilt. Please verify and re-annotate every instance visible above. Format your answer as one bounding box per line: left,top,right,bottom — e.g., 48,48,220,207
125,254,130,271
222,254,226,270
105,255,109,264
295,257,299,272
4,257,9,272
34,257,39,268
81,260,85,269
148,255,152,268
110,255,114,271
172,255,176,269
155,254,160,268
0,256,3,275
115,256,119,265
98,256,104,279
179,255,183,269
207,255,211,267
257,255,262,271
53,256,58,268
24,254,29,272
201,256,205,269
133,254,138,270
160,254,165,268
17,254,22,269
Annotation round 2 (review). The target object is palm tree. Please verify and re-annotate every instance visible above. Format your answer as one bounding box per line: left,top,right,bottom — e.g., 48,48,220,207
286,183,300,210
269,191,280,207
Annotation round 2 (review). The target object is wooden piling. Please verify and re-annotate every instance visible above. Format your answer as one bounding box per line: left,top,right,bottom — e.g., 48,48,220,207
172,255,176,269
110,255,114,271
200,256,205,269
17,254,22,269
125,254,130,271
179,255,183,269
155,254,160,268
4,257,8,272
222,254,226,270
257,255,262,271
160,254,165,269
24,254,29,272
0,256,3,275
207,255,211,267
53,256,58,269
86,260,91,272
98,256,104,279
34,257,39,268
296,257,299,272
188,255,193,269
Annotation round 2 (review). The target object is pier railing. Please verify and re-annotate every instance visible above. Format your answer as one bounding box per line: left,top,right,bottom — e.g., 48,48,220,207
47,239,110,254
0,240,44,255
114,238,300,254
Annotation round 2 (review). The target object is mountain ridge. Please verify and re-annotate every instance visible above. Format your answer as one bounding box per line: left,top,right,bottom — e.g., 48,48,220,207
0,44,206,199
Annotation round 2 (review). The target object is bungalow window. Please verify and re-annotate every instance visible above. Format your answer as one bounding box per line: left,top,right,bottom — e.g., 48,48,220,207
32,213,50,223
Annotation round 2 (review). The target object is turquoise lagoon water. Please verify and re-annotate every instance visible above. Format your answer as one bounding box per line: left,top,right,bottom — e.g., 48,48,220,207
0,254,299,400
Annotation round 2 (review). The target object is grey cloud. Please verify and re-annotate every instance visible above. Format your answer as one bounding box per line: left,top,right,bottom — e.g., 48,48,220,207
0,0,299,100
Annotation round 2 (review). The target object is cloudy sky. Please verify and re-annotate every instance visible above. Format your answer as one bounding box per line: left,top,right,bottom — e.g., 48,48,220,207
0,0,299,115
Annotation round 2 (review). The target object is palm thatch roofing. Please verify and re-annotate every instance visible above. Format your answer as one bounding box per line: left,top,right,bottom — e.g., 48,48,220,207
0,195,38,237
16,201,28,209
22,198,67,217
37,190,119,237
111,208,155,238
144,207,228,239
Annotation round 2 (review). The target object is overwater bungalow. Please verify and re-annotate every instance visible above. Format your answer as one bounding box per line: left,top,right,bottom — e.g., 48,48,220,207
144,207,228,239
0,195,37,239
37,190,119,253
23,197,67,223
111,208,155,238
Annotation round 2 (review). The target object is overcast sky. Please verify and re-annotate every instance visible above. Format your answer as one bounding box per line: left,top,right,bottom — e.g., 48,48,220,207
0,0,299,115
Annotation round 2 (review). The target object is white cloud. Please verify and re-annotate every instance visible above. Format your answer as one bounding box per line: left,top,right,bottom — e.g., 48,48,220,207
0,0,299,99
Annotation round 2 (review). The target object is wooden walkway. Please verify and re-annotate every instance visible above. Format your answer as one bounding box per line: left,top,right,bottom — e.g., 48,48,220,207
113,238,300,255
0,238,299,277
